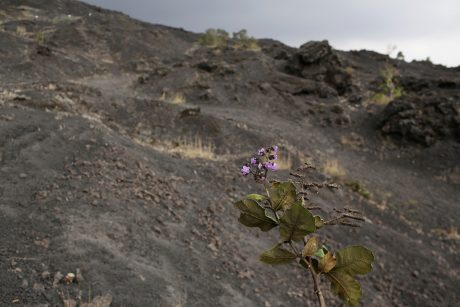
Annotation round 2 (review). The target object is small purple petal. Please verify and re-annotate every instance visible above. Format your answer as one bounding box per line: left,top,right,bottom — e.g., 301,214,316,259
250,157,257,165
241,165,251,176
264,162,277,171
257,147,265,156
273,145,278,153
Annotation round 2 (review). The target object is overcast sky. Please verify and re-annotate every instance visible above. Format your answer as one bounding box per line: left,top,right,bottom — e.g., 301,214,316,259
82,0,460,67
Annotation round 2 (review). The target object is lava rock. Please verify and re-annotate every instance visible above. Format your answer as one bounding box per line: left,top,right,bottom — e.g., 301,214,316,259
381,95,460,146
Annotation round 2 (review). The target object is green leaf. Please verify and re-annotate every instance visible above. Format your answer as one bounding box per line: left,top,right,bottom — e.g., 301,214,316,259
234,199,278,231
246,194,266,202
279,202,315,242
259,244,297,265
314,215,324,228
269,182,297,211
314,248,325,259
326,270,362,307
334,245,374,275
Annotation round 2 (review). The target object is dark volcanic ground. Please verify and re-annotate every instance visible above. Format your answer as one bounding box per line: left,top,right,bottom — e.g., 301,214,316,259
1,1,459,306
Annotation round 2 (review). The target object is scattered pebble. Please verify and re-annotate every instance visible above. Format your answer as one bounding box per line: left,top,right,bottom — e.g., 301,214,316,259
65,272,76,283
41,271,51,279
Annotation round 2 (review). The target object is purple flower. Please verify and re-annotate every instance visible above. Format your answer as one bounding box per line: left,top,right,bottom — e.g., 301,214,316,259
273,145,278,153
263,162,277,171
241,165,251,176
250,157,257,165
257,147,265,156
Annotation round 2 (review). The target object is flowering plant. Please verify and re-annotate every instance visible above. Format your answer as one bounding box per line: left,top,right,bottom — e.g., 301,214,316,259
234,146,374,307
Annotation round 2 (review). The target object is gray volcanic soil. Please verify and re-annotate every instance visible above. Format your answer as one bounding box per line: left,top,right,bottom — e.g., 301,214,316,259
1,1,459,306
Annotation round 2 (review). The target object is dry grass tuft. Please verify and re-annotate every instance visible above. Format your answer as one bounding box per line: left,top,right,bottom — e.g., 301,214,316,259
173,137,216,160
159,92,186,104
16,25,27,36
134,136,223,161
276,153,293,170
322,159,346,179
340,133,363,148
431,227,460,241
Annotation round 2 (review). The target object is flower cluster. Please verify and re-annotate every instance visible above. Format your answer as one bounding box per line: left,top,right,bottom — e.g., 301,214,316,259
241,145,278,181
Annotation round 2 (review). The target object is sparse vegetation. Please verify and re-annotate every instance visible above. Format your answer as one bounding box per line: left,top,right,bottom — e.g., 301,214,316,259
345,180,372,200
198,28,260,50
322,159,346,179
159,91,186,104
275,152,293,170
232,29,260,51
35,31,45,44
396,51,405,61
16,25,27,36
197,28,229,48
340,133,363,148
431,226,460,241
172,137,216,160
235,146,374,306
371,64,403,105
52,14,80,24
137,136,221,161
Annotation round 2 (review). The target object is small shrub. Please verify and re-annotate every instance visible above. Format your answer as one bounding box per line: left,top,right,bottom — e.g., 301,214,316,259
232,29,260,51
198,28,229,48
345,180,372,199
235,146,374,306
35,31,45,44
396,51,405,61
371,64,403,105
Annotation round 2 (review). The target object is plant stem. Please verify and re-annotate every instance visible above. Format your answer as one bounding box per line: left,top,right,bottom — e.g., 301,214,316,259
304,258,326,307
264,181,280,221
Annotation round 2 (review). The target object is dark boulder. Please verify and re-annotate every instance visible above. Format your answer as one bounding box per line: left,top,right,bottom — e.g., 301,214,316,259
286,40,354,96
381,95,460,146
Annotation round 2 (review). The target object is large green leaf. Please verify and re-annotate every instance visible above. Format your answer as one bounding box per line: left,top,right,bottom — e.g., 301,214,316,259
279,202,315,242
234,199,278,231
334,246,374,275
326,270,362,307
269,182,297,211
259,244,297,265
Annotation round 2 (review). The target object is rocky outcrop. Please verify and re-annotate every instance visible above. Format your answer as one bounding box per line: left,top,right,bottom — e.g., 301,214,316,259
381,95,460,146
286,40,355,96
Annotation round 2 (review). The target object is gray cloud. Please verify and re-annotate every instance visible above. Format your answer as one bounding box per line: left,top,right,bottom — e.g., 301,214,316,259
82,0,460,66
